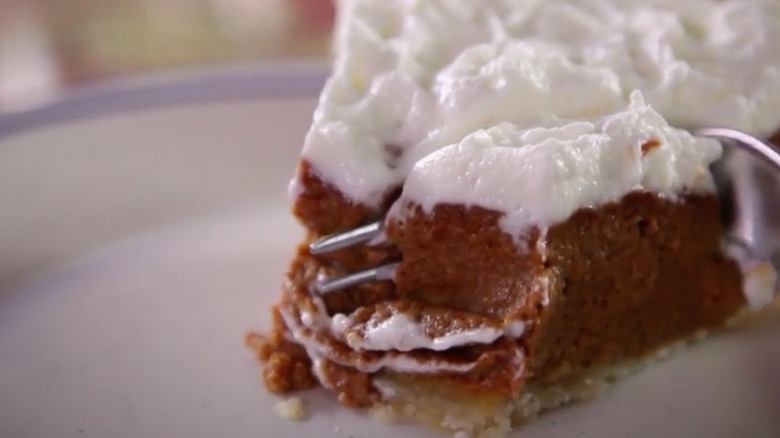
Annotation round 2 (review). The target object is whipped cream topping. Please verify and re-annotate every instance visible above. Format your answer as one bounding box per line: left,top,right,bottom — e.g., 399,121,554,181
392,92,721,237
300,0,780,210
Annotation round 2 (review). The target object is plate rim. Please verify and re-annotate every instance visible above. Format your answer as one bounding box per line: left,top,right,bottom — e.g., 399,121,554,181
0,59,328,140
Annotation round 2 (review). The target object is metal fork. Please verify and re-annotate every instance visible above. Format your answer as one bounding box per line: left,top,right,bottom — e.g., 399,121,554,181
309,127,780,295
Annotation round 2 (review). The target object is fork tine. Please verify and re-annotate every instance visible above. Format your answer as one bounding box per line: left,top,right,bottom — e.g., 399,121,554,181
309,221,384,255
695,127,780,170
314,262,399,295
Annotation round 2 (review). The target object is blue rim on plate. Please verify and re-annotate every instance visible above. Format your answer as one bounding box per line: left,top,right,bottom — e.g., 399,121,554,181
0,60,328,140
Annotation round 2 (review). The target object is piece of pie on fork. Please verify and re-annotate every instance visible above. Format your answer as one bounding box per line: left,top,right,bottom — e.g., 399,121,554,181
247,1,780,437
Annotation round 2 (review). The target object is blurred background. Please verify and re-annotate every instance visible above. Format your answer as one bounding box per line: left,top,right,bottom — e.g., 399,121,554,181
0,0,334,113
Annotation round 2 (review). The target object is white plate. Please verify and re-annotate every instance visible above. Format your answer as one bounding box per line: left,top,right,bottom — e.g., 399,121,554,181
0,68,779,438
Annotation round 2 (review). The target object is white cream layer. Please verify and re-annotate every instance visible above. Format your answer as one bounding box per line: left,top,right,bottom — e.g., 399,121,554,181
281,304,511,375
331,313,526,352
391,92,721,237
299,0,780,211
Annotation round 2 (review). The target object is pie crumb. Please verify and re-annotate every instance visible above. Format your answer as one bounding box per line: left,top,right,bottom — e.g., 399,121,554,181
274,397,306,421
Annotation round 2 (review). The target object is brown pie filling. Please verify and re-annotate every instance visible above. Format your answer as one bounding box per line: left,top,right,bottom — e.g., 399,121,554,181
247,138,770,407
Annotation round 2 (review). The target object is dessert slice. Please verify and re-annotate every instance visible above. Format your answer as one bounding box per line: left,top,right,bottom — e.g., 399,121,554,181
249,0,780,436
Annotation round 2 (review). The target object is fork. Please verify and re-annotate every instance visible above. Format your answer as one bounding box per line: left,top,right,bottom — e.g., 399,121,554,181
309,127,780,295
